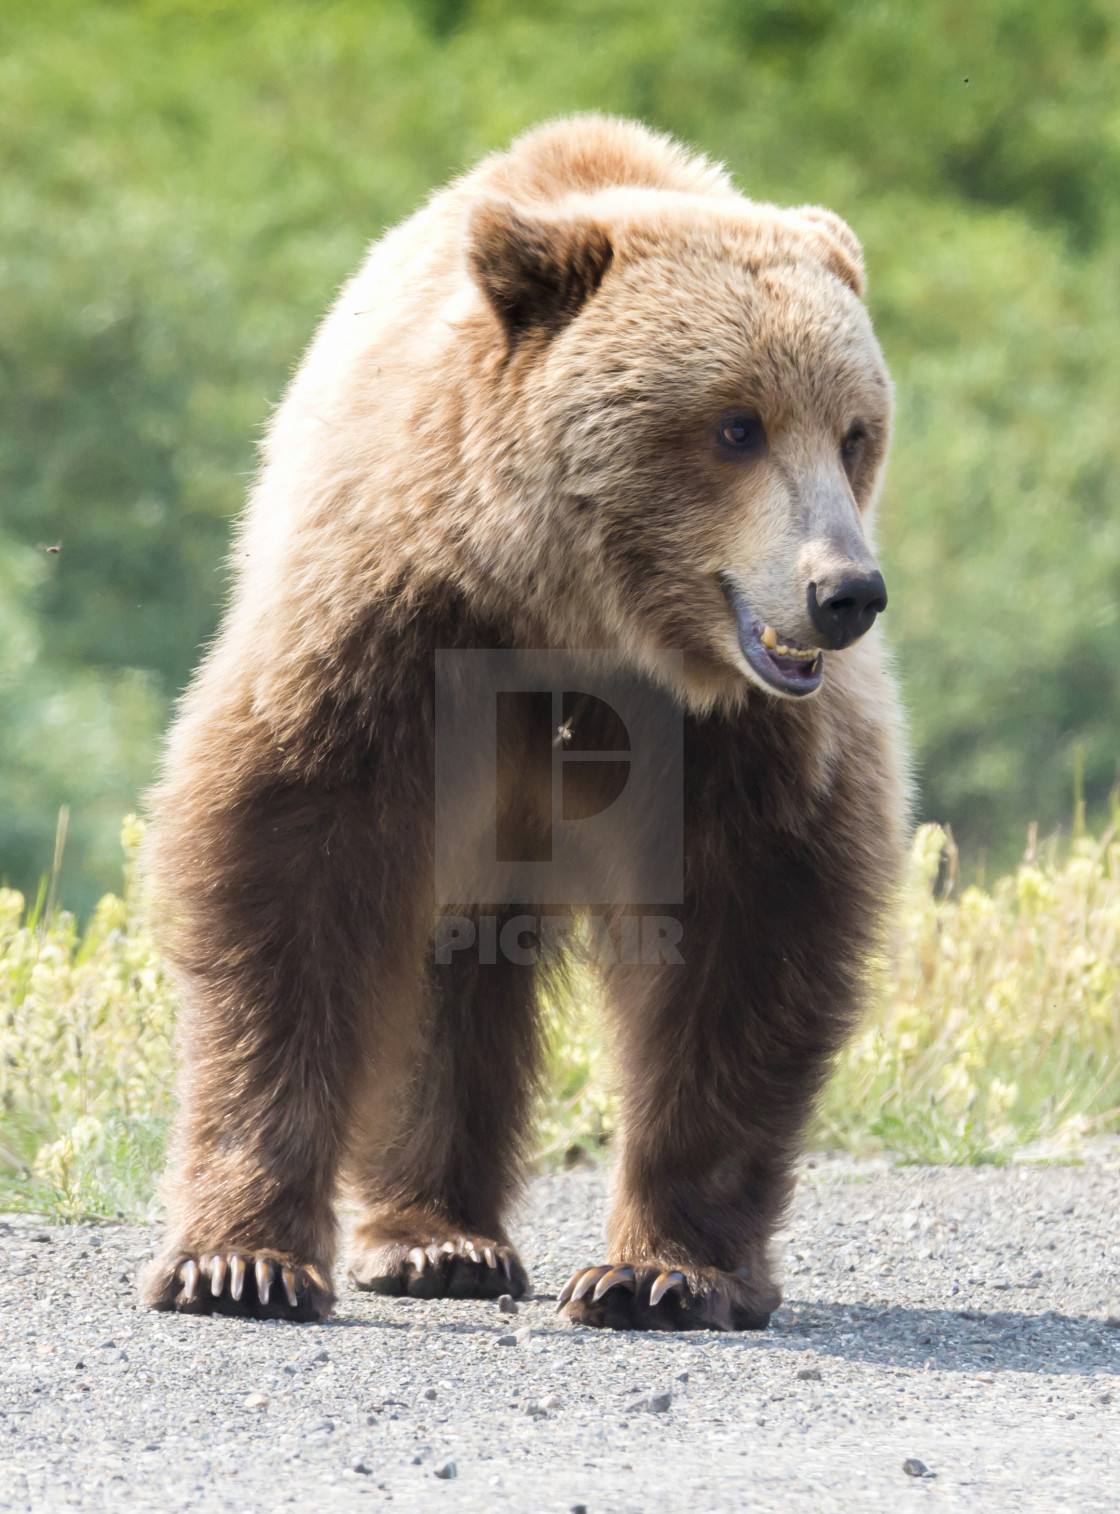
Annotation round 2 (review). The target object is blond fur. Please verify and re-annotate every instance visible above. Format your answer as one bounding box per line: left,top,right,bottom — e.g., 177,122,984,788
141,115,908,1331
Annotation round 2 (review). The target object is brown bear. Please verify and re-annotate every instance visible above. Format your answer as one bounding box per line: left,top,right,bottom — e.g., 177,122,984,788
141,115,907,1332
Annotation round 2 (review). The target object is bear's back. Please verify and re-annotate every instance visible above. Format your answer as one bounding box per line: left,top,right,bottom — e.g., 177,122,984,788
270,118,735,472
237,117,741,642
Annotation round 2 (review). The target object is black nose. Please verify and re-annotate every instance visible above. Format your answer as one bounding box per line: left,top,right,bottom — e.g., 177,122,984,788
807,570,888,650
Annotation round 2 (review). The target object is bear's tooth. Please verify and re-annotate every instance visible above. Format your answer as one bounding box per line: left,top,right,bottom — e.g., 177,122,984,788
761,625,777,650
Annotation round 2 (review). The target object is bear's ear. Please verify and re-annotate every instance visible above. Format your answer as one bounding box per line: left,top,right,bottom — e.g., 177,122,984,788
793,206,865,298
466,198,614,342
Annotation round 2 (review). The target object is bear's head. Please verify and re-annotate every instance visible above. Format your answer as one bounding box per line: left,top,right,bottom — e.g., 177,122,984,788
465,188,891,710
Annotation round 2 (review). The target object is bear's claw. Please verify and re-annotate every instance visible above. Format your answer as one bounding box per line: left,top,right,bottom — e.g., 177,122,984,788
649,1269,687,1306
144,1248,334,1320
557,1265,687,1308
557,1261,776,1332
348,1233,528,1300
229,1254,246,1301
179,1258,200,1305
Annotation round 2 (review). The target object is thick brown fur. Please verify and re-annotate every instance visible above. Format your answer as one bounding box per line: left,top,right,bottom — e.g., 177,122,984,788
140,115,908,1329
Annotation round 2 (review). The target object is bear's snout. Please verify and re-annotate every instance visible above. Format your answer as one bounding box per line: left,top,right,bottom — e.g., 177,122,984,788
806,569,888,650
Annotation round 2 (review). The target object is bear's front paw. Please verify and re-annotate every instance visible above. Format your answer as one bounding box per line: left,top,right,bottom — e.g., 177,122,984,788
556,1262,779,1332
348,1233,529,1301
141,1248,334,1321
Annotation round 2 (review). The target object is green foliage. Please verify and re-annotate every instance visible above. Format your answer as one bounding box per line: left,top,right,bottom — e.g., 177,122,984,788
0,533,163,905
0,819,176,1219
3,0,1120,906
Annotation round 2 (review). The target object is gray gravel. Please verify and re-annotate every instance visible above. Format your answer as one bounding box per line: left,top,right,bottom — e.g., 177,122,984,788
2,1153,1118,1513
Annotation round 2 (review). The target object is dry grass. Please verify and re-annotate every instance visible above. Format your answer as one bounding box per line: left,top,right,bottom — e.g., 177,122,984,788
0,818,175,1218
538,822,1120,1168
818,821,1120,1162
3,818,1118,1218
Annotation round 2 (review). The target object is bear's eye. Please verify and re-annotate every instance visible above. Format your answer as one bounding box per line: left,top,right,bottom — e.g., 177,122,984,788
716,412,767,456
841,424,867,463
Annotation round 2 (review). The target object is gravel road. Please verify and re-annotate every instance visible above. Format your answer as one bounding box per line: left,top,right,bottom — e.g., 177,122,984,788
1,1154,1118,1513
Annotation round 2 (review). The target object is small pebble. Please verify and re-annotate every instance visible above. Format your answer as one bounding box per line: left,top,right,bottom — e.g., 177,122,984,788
433,1460,457,1480
628,1390,672,1414
515,1325,533,1346
309,1418,334,1434
422,1387,437,1401
497,1333,518,1346
903,1458,930,1478
352,1461,372,1475
242,1393,268,1410
498,1294,518,1315
796,1368,821,1382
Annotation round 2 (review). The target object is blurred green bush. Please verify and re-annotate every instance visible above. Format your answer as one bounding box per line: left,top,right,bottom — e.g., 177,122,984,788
3,0,1120,908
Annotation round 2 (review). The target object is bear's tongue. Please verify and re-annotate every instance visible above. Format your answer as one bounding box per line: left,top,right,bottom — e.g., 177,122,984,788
723,583,824,697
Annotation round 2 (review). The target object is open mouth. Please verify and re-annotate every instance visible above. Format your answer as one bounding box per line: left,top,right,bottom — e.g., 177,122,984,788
721,579,824,698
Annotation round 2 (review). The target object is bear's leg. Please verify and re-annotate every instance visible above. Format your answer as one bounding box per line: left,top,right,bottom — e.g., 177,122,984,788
560,883,866,1331
345,911,542,1301
140,783,395,1321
